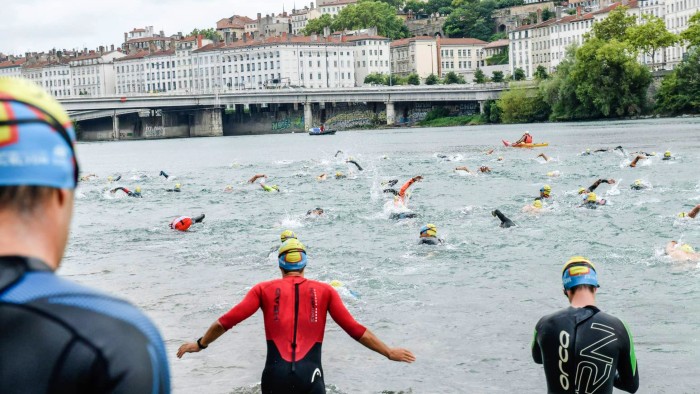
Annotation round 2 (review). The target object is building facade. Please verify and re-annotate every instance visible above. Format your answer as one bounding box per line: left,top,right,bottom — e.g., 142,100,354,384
291,4,321,35
319,0,357,16
69,51,124,96
390,36,439,79
438,38,488,81
347,36,391,85
0,58,26,78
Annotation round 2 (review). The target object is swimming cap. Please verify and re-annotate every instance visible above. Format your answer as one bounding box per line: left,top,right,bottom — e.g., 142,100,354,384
135,186,141,193
0,77,78,189
578,187,586,194
335,171,344,177
107,176,113,182
587,192,597,202
678,212,687,218
175,183,181,189
562,256,599,290
634,179,642,186
280,229,297,242
533,199,543,209
664,151,671,157
542,184,551,192
278,239,307,270
680,244,695,253
420,223,437,238
271,185,279,191
330,280,343,288
586,148,590,153
170,216,193,231
546,171,554,177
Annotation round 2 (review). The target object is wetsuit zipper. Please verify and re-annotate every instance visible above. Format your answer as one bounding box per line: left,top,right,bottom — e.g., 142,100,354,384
291,283,300,372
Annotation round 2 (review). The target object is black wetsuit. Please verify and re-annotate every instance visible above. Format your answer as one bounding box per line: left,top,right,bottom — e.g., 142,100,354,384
383,188,399,195
585,179,612,193
390,212,417,220
112,187,142,198
382,179,398,187
493,209,515,228
159,170,169,179
419,237,441,245
532,305,639,394
0,256,170,394
347,160,363,171
166,188,181,192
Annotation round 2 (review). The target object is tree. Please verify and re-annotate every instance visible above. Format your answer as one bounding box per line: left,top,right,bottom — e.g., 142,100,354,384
302,14,334,35
443,0,497,41
534,65,549,80
473,68,486,83
376,0,403,9
425,73,440,85
364,72,387,85
681,11,700,48
403,0,425,13
627,14,678,68
407,73,421,85
513,68,526,81
541,8,555,21
189,28,220,41
333,0,410,39
444,71,466,84
491,71,504,82
656,49,700,114
497,87,550,123
425,0,453,15
586,7,637,41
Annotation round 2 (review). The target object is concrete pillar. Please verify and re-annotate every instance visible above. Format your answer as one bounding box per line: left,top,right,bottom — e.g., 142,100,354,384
478,100,485,114
112,114,119,140
304,103,313,130
191,108,223,137
386,102,395,125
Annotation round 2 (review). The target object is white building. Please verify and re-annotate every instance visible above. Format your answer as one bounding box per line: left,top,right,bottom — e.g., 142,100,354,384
145,50,177,93
291,4,322,35
346,35,391,85
390,36,439,78
25,61,72,98
319,0,357,16
69,51,124,96
0,58,26,78
664,0,697,67
114,51,148,94
438,38,488,81
174,36,213,93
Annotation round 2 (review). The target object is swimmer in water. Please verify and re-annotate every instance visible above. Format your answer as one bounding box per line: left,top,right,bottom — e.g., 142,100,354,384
395,176,423,206
79,173,97,182
346,158,363,171
536,153,550,162
335,150,343,158
248,174,267,183
455,166,491,174
166,183,182,192
580,192,606,208
662,150,673,161
485,149,494,155
629,155,646,168
382,179,399,195
110,186,142,198
170,214,205,231
630,179,650,190
249,174,279,192
280,230,297,243
678,204,700,219
492,209,515,228
522,199,543,213
665,241,699,262
307,207,324,216
316,173,327,181
418,224,442,245
335,171,346,179
390,210,418,220
224,185,234,193
579,178,615,194
107,175,122,183
538,184,551,200
159,170,169,179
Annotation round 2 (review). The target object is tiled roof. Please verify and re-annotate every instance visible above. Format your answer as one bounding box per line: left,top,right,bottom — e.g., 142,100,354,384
320,0,357,6
0,58,27,69
344,35,390,42
146,49,175,58
114,50,150,61
126,36,170,44
390,36,436,47
483,39,510,49
439,37,488,46
194,35,352,53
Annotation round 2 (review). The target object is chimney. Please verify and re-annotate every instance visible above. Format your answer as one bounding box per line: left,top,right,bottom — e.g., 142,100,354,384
160,30,164,37
537,9,542,23
99,45,104,53
555,6,562,20
197,34,203,48
311,1,315,9
111,44,115,51
257,12,261,21
576,6,582,17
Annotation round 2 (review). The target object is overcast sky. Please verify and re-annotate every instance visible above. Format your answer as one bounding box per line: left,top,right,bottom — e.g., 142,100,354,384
0,0,298,55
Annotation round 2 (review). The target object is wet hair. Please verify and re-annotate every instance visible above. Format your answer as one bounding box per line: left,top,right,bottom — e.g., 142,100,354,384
0,186,55,213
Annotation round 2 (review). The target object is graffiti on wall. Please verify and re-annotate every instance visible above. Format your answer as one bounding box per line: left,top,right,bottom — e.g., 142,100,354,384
272,116,303,131
144,126,165,138
324,110,385,130
459,102,479,115
398,103,432,124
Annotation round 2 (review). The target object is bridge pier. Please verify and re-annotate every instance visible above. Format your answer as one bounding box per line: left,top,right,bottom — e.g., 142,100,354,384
386,102,395,125
478,100,485,114
304,103,312,131
112,113,119,140
191,108,223,137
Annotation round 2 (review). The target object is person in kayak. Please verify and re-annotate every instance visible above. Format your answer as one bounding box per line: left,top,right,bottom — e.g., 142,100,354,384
346,158,363,171
418,224,442,245
581,192,606,208
0,77,170,393
665,241,699,262
110,186,142,197
678,204,700,219
532,256,639,394
176,239,415,393
492,209,515,228
166,183,182,192
170,214,205,231
579,178,615,194
514,131,533,144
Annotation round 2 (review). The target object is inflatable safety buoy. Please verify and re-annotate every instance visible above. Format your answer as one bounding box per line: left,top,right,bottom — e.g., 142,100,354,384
170,216,193,231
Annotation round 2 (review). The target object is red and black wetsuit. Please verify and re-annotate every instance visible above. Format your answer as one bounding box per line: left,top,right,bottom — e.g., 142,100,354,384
218,276,367,394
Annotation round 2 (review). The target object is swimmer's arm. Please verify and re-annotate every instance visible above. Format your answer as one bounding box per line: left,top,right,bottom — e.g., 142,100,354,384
688,204,700,218
614,322,639,393
398,176,422,197
358,330,416,363
248,174,266,183
176,321,227,358
665,241,677,255
531,326,543,364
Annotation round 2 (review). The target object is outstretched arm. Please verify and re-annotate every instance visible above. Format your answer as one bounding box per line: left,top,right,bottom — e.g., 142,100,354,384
358,330,415,362
248,174,267,183
688,204,700,219
177,321,226,358
629,156,645,167
537,153,549,161
347,160,363,171
398,176,423,197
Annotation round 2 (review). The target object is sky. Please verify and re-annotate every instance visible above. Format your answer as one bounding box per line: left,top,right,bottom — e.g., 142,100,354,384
0,0,298,55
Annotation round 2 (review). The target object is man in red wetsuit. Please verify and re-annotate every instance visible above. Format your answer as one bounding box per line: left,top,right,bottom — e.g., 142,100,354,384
177,238,415,393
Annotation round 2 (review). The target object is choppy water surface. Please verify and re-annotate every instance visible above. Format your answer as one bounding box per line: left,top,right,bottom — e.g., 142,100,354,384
66,118,700,393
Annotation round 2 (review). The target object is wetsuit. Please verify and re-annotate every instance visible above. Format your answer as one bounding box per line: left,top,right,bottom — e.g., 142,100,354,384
383,188,399,195
585,179,613,193
582,200,606,209
0,256,170,394
218,276,367,394
419,237,441,245
630,183,647,190
532,305,639,394
347,160,363,171
493,209,515,228
261,184,279,192
390,212,417,220
111,187,141,198
382,179,398,187
160,170,169,179
166,188,181,192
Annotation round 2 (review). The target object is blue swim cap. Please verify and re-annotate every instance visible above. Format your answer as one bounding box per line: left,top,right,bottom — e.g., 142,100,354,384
562,256,599,290
0,78,78,189
278,239,307,270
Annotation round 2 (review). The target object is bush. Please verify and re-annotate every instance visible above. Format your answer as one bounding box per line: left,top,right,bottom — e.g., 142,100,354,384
444,71,466,84
492,71,504,82
473,68,486,83
497,87,550,123
513,68,526,81
425,73,440,85
406,73,421,85
423,107,450,121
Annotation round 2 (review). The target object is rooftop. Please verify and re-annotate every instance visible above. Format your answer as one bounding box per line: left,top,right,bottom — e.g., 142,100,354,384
439,37,488,46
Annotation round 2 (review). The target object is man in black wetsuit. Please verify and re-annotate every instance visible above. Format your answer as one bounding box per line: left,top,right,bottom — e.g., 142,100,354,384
578,178,615,194
532,256,639,394
0,78,170,393
492,209,515,228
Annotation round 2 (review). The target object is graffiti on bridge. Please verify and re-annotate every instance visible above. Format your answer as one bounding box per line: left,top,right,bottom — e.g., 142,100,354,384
325,110,385,129
272,116,303,131
144,126,164,138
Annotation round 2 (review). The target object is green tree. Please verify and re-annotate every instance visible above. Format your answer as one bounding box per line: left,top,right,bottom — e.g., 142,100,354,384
656,49,700,114
376,0,403,9
364,72,388,85
333,0,410,39
189,28,220,41
681,12,700,48
407,73,421,85
586,7,637,41
513,68,526,81
495,0,524,9
425,0,454,15
443,0,497,41
444,71,466,84
487,100,502,122
497,87,550,123
403,0,425,13
491,70,504,82
425,73,440,85
534,65,549,80
627,14,678,68
302,14,334,35
473,68,486,83
541,8,555,21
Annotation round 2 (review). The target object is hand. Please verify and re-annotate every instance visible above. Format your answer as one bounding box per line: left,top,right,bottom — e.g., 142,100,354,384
387,348,416,363
608,179,616,184
413,176,423,182
177,342,201,358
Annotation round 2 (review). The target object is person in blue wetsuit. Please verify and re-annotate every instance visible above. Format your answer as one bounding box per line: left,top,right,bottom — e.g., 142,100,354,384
0,78,170,394
532,256,639,394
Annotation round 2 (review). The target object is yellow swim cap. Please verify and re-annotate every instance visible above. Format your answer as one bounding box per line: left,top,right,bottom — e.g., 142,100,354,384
335,171,344,177
680,244,695,253
278,239,307,269
562,256,596,273
543,184,551,192
578,187,586,194
107,176,113,182
330,280,343,288
135,186,141,193
280,229,297,243
586,148,590,153
587,192,597,202
664,151,671,157
634,179,642,186
420,223,437,237
678,212,687,218
547,171,554,177
533,199,543,209
175,183,181,189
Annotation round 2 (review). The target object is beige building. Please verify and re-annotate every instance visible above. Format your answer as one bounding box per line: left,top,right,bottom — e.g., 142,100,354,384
390,36,438,79
291,4,322,35
438,38,488,81
216,15,256,43
319,0,357,16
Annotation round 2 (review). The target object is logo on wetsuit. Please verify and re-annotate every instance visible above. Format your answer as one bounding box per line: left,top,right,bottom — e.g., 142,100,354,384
311,368,322,383
273,288,281,321
558,330,570,390
309,288,318,323
575,323,616,394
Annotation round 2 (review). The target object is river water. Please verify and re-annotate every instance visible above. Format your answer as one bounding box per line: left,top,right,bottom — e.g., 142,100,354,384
65,118,700,393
